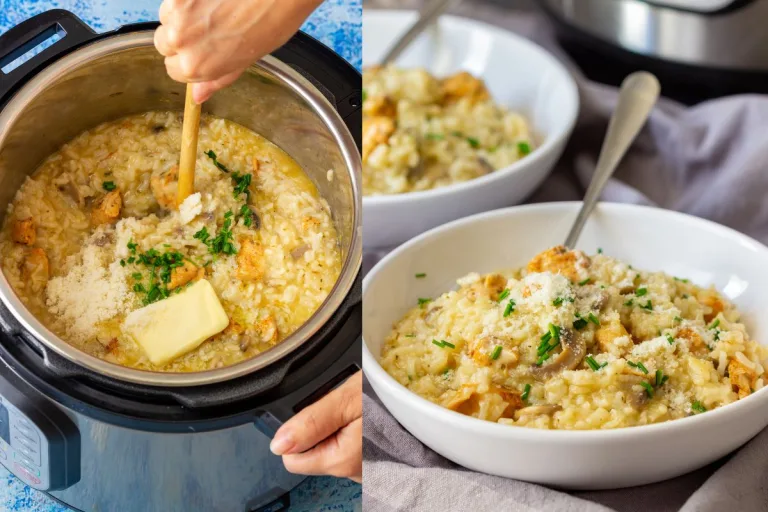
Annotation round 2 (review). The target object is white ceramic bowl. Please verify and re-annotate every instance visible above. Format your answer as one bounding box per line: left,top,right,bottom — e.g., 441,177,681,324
363,202,768,490
363,10,579,249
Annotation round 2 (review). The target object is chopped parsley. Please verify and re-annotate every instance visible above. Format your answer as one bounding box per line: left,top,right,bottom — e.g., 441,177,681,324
573,316,588,330
503,299,516,317
102,181,116,191
635,287,648,297
231,171,252,200
578,277,591,286
666,334,675,345
640,300,653,311
193,212,237,256
517,141,531,155
204,150,230,173
131,272,142,280
597,247,603,254
585,355,607,372
432,339,455,349
536,324,561,365
119,260,126,267
238,204,258,228
587,312,600,326
674,277,689,283
466,136,480,149
497,289,510,302
124,242,188,305
709,319,720,330
639,381,654,398
521,383,531,402
417,298,432,307
674,316,682,323
490,345,503,361
553,297,564,307
655,369,669,387
627,360,649,374
425,133,444,141
415,273,427,278
624,299,634,307
691,401,707,414
404,334,416,338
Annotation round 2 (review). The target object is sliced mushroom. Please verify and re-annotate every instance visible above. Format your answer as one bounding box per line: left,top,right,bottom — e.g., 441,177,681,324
530,328,585,380
618,374,650,409
514,404,562,419
576,286,610,311
290,243,310,261
423,305,443,327
477,157,495,174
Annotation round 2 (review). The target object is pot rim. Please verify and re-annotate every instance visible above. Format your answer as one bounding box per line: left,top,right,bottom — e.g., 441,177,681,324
0,30,362,387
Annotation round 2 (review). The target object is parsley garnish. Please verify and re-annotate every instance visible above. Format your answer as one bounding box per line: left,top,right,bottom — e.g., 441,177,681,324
521,383,531,402
497,289,510,302
635,287,648,297
418,298,432,307
466,136,480,149
691,401,707,414
655,369,669,387
627,360,649,374
432,339,455,349
709,319,720,330
585,355,607,372
490,345,503,360
573,316,588,330
503,299,516,317
194,212,237,256
536,324,561,365
231,171,252,200
102,181,116,191
666,334,675,345
587,312,600,326
425,133,444,141
204,150,230,173
415,273,427,278
624,299,634,307
517,141,531,155
639,381,654,397
641,300,653,311
578,277,591,286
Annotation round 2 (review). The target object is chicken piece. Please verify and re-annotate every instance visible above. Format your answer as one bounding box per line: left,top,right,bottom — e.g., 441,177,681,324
236,238,266,281
466,273,508,302
468,335,518,367
728,358,757,399
168,260,200,290
677,327,706,351
22,248,49,293
362,116,396,162
12,218,36,245
440,71,490,105
699,291,725,323
444,384,523,419
595,317,630,353
363,94,396,118
256,315,278,344
151,166,179,210
526,245,589,283
91,190,122,226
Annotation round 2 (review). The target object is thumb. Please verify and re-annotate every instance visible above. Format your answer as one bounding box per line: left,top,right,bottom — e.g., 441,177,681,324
270,371,362,456
191,69,243,103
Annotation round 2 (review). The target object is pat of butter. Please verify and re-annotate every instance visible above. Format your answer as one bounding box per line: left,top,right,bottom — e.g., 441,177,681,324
123,279,229,366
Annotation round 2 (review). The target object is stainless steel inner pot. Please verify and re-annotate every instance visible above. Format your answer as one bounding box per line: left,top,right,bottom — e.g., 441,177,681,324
0,30,362,387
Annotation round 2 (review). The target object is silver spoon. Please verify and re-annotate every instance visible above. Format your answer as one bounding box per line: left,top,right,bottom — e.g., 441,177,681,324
563,71,661,248
380,0,463,66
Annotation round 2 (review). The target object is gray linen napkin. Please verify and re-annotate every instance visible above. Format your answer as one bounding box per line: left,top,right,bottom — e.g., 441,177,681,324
363,2,768,511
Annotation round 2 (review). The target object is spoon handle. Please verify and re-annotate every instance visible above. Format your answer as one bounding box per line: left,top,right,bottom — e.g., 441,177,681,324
564,72,661,249
380,0,462,66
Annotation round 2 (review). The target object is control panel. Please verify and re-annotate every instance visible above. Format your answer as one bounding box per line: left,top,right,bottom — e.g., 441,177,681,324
0,369,80,491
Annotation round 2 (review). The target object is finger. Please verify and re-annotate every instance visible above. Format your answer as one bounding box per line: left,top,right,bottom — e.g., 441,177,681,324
271,372,362,456
282,418,362,480
158,0,174,26
153,26,176,57
163,55,187,83
191,70,242,103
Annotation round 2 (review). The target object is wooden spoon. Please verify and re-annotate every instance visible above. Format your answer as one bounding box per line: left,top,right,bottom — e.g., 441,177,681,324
176,83,202,206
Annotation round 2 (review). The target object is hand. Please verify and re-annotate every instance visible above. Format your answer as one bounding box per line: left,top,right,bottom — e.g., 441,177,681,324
154,0,323,103
270,371,362,483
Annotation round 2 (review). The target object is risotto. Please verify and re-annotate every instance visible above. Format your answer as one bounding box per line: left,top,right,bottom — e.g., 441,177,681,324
381,246,768,430
0,111,341,372
362,66,535,195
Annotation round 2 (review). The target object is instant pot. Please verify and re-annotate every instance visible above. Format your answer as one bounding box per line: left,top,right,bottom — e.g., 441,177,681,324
0,10,362,512
536,0,768,103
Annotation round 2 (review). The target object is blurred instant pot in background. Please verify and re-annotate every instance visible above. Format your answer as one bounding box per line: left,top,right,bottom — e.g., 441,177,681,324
534,0,768,103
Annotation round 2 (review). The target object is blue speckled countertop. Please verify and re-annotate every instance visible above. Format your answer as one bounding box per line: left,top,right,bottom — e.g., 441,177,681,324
0,1,361,511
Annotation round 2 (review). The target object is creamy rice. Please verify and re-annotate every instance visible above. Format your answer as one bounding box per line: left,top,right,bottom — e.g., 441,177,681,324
362,66,535,195
0,111,341,372
381,246,768,429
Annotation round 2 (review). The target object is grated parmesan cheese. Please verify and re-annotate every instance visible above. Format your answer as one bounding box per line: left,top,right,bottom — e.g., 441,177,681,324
46,242,133,343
